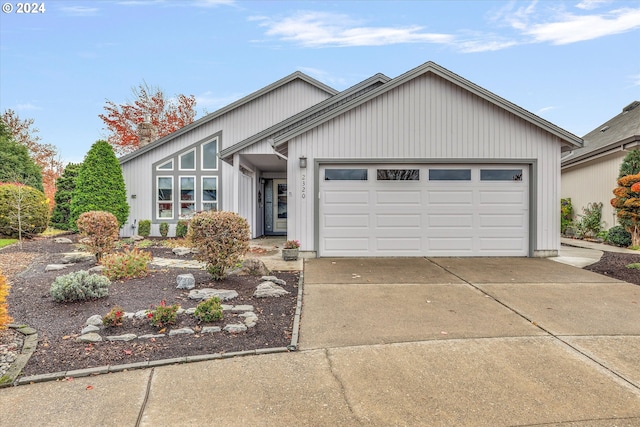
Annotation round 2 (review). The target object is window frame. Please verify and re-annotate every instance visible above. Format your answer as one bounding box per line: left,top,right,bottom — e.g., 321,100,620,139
179,175,196,219
156,176,174,220
201,138,219,171
201,176,218,211
179,148,196,171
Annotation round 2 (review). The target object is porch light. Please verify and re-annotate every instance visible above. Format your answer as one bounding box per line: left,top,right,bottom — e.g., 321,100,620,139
299,156,307,168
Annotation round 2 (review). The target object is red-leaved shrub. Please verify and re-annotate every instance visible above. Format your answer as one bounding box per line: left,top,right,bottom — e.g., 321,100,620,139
77,211,120,261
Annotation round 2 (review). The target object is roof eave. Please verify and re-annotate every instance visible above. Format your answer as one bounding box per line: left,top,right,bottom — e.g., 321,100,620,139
561,135,640,168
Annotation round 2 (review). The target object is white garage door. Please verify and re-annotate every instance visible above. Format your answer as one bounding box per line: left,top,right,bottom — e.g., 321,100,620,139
319,164,529,257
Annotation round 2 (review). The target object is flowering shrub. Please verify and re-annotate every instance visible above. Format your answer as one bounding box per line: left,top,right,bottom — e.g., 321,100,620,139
0,269,12,330
283,239,300,249
50,270,110,302
101,247,152,280
148,300,179,327
76,211,120,261
102,306,125,327
194,297,223,322
188,210,250,280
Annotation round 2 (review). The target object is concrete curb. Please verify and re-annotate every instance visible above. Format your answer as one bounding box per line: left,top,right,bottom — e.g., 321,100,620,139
0,324,38,388
288,269,304,351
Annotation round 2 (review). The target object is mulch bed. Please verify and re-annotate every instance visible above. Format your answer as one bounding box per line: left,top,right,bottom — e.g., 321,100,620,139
0,236,298,376
584,251,640,285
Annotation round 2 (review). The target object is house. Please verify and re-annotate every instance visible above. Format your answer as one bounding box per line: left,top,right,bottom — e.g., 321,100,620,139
561,101,640,229
120,61,582,257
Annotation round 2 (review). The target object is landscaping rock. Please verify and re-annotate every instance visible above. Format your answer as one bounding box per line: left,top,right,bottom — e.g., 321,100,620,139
239,312,258,328
201,326,221,334
85,315,103,327
169,328,194,336
254,281,290,298
76,333,102,343
228,258,270,277
185,307,196,315
45,264,67,272
188,288,238,301
139,334,165,339
54,237,73,244
106,334,137,342
88,265,106,274
130,234,144,241
134,310,150,320
261,276,286,286
224,304,254,312
176,273,195,289
61,252,96,264
81,325,100,335
172,247,192,256
223,323,247,333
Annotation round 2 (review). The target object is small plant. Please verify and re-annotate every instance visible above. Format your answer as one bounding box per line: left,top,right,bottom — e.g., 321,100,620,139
0,269,12,330
138,219,151,237
175,220,189,238
194,296,223,322
626,263,640,270
560,198,573,235
76,211,120,261
606,225,632,247
159,222,169,237
50,270,111,302
147,300,179,327
101,247,152,280
135,239,154,249
576,202,604,239
102,305,125,327
284,240,300,249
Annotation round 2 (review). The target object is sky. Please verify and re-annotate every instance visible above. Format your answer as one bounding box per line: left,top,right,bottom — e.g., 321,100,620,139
1,0,639,164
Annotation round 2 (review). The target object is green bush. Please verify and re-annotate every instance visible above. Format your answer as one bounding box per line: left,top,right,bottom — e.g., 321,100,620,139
77,211,120,261
560,198,573,235
50,270,110,302
175,220,189,238
194,296,223,322
606,225,632,247
627,263,640,270
576,202,604,238
148,300,179,327
0,183,50,238
69,140,129,230
188,210,250,280
101,247,152,280
50,163,81,230
137,219,151,237
159,222,169,237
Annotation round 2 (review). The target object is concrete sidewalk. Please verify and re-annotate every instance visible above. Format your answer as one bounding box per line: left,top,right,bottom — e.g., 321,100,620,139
2,251,640,426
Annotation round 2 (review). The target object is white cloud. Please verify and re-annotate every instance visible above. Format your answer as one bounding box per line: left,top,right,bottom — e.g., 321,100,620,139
297,67,349,87
258,11,453,48
15,103,41,111
576,0,612,11
193,0,235,7
59,6,99,16
537,106,557,115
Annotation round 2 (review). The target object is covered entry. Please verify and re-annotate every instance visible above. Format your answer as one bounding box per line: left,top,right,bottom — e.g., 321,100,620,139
318,164,529,257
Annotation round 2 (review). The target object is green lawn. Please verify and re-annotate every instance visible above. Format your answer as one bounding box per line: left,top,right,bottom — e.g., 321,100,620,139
0,239,17,249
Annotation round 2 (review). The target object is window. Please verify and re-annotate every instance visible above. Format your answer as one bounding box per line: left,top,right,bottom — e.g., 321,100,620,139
202,177,217,211
377,169,419,180
180,150,195,170
429,169,471,181
157,177,173,219
324,169,368,181
202,139,218,170
157,159,173,170
480,169,523,181
180,177,195,218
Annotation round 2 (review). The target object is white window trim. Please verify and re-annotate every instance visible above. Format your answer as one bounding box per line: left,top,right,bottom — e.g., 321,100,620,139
201,176,218,211
201,137,219,171
157,176,174,220
179,148,197,171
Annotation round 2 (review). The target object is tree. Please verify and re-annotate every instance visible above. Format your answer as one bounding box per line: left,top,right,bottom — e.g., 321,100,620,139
611,173,640,247
99,82,197,155
69,141,129,230
618,149,640,178
2,110,64,208
0,183,50,245
50,162,81,230
0,121,44,192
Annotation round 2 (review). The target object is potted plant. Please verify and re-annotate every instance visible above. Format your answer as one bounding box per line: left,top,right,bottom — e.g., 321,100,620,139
282,239,300,261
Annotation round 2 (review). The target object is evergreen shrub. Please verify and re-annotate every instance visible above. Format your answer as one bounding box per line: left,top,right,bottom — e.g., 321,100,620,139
0,183,49,238
137,219,151,237
50,270,110,302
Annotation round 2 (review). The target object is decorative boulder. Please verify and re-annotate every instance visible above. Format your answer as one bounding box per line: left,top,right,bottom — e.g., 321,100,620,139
172,247,192,256
228,258,270,277
54,237,73,244
176,273,195,289
254,281,290,298
188,288,238,301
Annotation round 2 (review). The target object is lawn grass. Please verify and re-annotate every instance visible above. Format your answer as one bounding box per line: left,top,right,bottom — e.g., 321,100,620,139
0,239,17,249
41,227,69,237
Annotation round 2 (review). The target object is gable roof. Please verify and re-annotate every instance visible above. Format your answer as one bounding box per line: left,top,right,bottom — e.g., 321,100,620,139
272,61,582,151
561,101,640,167
219,73,391,163
119,71,337,164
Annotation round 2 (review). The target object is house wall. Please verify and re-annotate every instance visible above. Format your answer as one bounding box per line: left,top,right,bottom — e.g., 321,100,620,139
561,151,626,230
120,79,332,237
285,72,564,254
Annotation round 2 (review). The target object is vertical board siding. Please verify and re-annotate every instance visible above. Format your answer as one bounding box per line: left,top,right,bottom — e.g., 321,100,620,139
121,79,332,235
287,72,564,253
562,153,625,229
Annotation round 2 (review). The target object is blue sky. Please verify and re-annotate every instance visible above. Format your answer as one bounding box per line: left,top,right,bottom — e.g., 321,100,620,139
1,0,639,164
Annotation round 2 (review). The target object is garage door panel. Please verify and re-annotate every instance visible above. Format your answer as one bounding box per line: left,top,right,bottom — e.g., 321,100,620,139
479,237,526,251
375,190,422,205
428,237,474,252
428,214,473,228
324,190,369,205
324,214,370,228
427,190,473,206
376,237,422,251
376,214,421,228
479,190,526,205
479,214,525,228
324,238,370,252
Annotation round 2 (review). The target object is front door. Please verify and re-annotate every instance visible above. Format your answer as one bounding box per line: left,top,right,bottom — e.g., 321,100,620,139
273,179,287,234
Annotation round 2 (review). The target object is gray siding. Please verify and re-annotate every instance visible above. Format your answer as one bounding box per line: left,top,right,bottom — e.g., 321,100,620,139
120,79,332,237
286,72,564,254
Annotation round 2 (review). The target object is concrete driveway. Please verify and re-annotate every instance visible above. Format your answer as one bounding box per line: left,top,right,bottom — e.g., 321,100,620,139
299,257,640,426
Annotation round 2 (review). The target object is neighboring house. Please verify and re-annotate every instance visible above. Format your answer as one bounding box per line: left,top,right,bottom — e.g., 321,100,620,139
120,61,582,258
561,101,640,230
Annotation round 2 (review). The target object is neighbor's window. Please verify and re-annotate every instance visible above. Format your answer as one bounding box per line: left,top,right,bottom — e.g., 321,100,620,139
202,139,218,170
480,169,523,181
429,169,471,181
377,169,419,180
324,169,368,181
180,177,195,218
157,176,173,219
180,149,195,170
202,177,217,211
